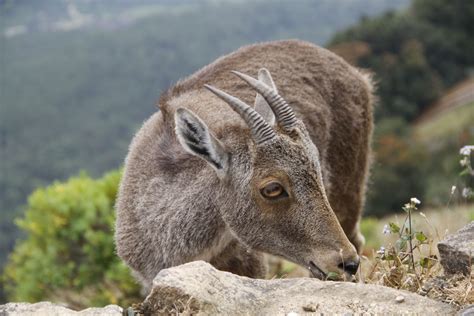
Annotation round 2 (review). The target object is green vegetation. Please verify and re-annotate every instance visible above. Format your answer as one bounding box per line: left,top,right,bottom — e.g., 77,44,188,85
330,0,474,121
359,217,381,250
415,102,474,143
271,202,474,306
3,171,141,308
361,204,474,254
362,200,473,307
330,0,474,215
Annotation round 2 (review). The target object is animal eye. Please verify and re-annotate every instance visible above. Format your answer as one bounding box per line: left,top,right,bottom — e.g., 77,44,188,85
260,182,288,199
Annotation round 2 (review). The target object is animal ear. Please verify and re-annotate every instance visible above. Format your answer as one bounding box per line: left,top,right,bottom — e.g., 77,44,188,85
175,108,228,174
254,68,277,125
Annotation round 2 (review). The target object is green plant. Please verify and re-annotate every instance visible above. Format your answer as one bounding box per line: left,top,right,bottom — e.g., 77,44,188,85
360,195,473,306
3,171,141,308
360,217,382,250
459,145,474,200
375,198,437,288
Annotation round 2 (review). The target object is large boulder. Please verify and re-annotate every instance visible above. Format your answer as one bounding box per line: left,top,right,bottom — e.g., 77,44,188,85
0,302,122,316
141,261,455,315
438,221,474,275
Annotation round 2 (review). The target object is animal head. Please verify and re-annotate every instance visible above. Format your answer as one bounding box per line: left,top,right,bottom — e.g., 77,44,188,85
174,69,359,279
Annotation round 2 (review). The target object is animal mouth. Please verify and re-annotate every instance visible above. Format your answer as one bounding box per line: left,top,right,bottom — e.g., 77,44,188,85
308,261,326,280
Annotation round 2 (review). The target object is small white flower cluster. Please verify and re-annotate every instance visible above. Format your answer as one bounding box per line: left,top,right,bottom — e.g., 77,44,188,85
403,197,421,210
459,145,474,198
451,185,456,195
376,246,385,255
460,145,474,156
463,187,472,198
382,224,390,235
460,145,473,167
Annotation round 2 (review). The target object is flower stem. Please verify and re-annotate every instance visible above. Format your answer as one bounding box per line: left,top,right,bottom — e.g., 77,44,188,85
407,206,418,280
408,208,414,267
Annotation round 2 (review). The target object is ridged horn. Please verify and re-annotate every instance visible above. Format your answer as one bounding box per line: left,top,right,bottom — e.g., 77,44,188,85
204,84,276,144
231,70,298,130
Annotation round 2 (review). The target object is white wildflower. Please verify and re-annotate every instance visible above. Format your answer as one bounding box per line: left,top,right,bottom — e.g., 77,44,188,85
460,157,469,167
382,224,390,235
410,197,421,205
462,187,472,198
376,246,385,255
451,185,456,195
460,145,474,156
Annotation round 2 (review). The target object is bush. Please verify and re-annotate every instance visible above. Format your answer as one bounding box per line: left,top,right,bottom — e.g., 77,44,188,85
359,217,382,251
330,0,474,122
3,171,141,308
365,119,427,217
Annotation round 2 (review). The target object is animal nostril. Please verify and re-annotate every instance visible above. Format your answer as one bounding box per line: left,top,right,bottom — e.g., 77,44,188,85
338,260,359,275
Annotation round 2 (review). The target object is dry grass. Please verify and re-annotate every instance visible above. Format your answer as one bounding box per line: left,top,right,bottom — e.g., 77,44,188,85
361,204,474,252
266,204,474,308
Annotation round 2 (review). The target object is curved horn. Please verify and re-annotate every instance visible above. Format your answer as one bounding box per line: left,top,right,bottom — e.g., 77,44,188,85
231,70,298,131
204,84,276,144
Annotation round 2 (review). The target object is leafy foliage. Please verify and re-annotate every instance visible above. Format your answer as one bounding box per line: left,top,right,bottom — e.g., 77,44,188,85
330,0,474,215
3,171,141,308
330,0,474,121
361,198,473,307
459,146,474,199
365,120,427,216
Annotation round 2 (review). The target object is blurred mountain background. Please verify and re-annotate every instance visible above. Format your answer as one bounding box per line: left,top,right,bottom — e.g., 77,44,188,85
1,0,473,305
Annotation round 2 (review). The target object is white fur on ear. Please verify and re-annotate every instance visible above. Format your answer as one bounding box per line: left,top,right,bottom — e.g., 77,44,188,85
254,68,277,125
175,108,228,174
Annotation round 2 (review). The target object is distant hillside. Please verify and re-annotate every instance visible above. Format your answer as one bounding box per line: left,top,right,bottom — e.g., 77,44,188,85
328,0,474,215
415,78,474,126
330,0,474,122
412,86,474,206
415,78,474,143
2,0,198,34
413,79,474,200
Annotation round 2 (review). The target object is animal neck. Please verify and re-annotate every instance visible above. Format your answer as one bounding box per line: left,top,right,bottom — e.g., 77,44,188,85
191,226,234,262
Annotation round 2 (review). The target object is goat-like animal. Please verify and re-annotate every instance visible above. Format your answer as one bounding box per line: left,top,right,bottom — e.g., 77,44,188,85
115,40,374,290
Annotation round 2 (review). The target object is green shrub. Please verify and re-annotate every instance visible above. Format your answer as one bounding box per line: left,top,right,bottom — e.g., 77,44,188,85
3,171,141,308
360,217,382,250
366,128,427,217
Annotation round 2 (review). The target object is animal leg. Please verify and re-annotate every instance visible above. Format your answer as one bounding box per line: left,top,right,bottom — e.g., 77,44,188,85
346,219,365,254
210,240,267,278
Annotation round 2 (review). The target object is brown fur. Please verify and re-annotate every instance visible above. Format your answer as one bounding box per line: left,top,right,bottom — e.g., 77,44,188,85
115,40,374,290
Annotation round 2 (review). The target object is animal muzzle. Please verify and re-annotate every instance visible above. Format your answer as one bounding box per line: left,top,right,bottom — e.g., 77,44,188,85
338,258,360,276
307,247,360,280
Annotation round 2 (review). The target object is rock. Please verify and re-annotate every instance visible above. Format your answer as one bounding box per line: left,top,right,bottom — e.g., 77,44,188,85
395,295,405,303
0,302,122,316
458,304,474,316
142,261,455,315
302,303,318,312
438,221,474,275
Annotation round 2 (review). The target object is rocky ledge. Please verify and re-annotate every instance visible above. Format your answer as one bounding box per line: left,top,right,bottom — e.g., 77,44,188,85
438,221,474,276
0,302,122,315
136,260,455,315
0,260,457,315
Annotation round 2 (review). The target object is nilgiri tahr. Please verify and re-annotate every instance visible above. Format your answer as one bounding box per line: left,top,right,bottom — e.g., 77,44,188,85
115,40,374,290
